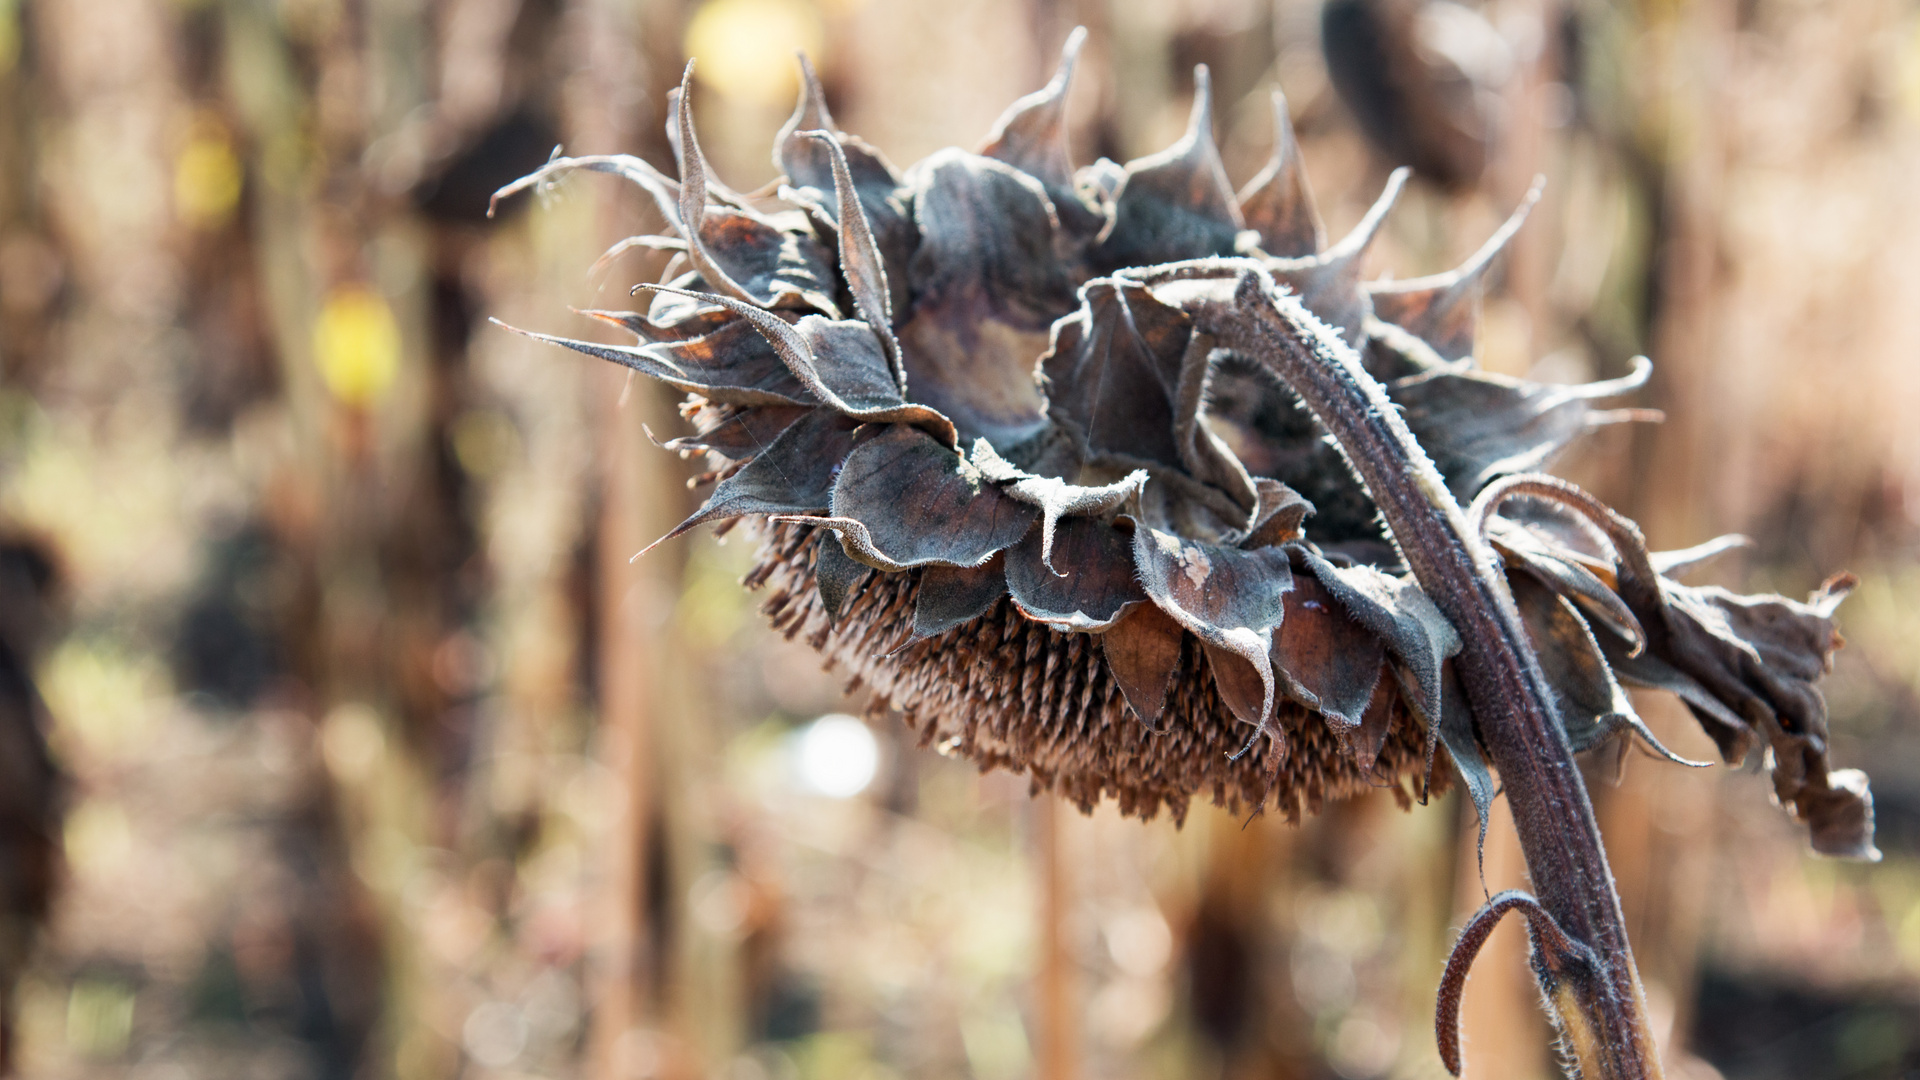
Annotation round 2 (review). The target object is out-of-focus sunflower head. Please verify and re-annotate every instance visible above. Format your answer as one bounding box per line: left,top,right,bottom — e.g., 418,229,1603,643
491,30,1875,857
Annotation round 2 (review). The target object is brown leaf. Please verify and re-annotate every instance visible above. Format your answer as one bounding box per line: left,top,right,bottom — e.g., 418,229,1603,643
1102,602,1185,729
1509,573,1702,764
910,557,1008,642
1367,179,1539,362
1043,279,1192,470
814,530,871,625
977,28,1102,238
897,150,1075,444
1390,356,1654,499
1237,89,1324,259
1005,516,1145,631
1295,544,1460,720
1267,168,1407,346
674,64,839,313
1090,65,1243,272
1132,523,1295,730
662,404,813,459
774,55,916,316
644,408,859,553
796,131,905,388
970,439,1145,572
496,316,811,407
644,286,958,446
1272,571,1385,730
1239,479,1315,549
800,424,1038,570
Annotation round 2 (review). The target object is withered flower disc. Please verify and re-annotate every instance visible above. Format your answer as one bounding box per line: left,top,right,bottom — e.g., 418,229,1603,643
493,33,1876,855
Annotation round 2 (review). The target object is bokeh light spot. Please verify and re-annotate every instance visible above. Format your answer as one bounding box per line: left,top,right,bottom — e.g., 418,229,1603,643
683,0,825,108
793,713,878,797
313,285,401,407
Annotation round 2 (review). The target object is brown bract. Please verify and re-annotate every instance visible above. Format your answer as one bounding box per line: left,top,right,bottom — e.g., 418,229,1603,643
492,39,1875,853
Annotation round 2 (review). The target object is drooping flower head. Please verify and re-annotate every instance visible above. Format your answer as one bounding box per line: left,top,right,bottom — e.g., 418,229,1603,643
493,32,1874,855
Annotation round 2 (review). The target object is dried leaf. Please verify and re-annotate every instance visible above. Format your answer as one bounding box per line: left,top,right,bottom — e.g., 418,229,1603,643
1102,602,1185,729
815,530,871,625
1132,524,1295,730
1509,573,1701,764
1005,516,1145,630
1267,168,1408,346
1390,357,1654,499
1090,66,1244,272
496,316,811,407
1042,279,1195,472
1239,479,1315,549
1367,179,1540,362
1437,663,1495,853
897,150,1075,444
1295,545,1461,720
796,131,905,388
978,28,1102,237
910,557,1008,642
1237,89,1324,259
1272,571,1386,730
805,424,1038,570
970,439,1145,572
662,404,813,459
642,286,958,446
645,408,859,553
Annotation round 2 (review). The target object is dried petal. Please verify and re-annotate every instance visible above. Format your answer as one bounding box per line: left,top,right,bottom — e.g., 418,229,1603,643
662,404,813,459
910,557,1009,642
1005,516,1145,630
805,424,1038,570
978,28,1094,233
1103,602,1185,729
1090,66,1243,272
1367,179,1540,362
1237,89,1324,259
898,150,1075,444
797,131,905,388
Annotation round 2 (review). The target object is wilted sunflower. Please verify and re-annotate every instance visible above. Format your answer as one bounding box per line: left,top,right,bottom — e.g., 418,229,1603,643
492,31,1874,857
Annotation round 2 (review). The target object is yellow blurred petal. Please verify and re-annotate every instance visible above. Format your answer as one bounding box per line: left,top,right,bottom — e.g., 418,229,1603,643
684,0,826,108
314,286,402,407
175,123,244,229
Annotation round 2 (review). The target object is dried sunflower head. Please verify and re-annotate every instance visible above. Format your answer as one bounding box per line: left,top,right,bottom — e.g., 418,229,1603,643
494,32,1875,855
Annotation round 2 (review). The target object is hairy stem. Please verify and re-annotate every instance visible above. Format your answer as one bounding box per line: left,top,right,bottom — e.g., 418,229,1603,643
1191,270,1663,1079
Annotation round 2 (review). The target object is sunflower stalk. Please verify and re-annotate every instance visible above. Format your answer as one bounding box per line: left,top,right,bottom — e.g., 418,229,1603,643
1189,270,1660,1078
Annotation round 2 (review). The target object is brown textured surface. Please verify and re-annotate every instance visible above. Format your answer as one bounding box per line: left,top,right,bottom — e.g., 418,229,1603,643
747,521,1446,824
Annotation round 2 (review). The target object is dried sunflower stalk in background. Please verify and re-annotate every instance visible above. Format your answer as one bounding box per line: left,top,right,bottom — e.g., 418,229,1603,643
492,30,1876,856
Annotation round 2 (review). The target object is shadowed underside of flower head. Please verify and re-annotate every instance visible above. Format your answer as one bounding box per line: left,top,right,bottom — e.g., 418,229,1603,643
492,30,1876,857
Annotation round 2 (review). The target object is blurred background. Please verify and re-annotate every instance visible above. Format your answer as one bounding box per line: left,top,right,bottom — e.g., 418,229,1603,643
2,0,1920,1077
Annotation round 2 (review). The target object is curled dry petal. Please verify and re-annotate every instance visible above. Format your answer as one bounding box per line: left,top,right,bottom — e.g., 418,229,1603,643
898,150,1074,444
644,408,857,554
1237,89,1325,259
1005,516,1145,630
805,424,1038,571
1368,178,1541,362
910,557,1009,643
1090,66,1243,272
1132,524,1294,735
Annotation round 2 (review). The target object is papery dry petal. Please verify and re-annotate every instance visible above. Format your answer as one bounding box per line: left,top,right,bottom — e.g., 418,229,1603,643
898,150,1074,444
1005,516,1145,631
1102,602,1185,729
1237,89,1324,259
816,424,1038,570
1273,571,1386,730
1266,169,1406,346
1090,66,1243,272
1133,524,1294,730
1295,545,1461,720
911,557,1009,643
